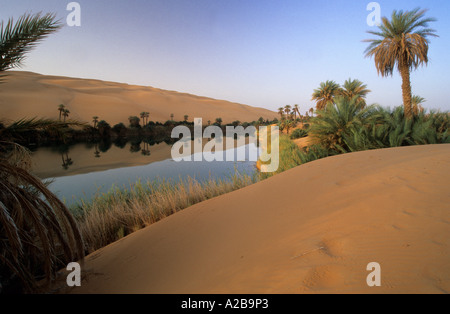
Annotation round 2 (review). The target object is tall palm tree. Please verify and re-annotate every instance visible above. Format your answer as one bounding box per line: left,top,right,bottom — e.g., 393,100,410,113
140,112,149,126
312,81,341,111
364,8,438,119
340,78,371,109
92,116,99,128
184,115,189,122
411,95,426,116
0,12,84,292
58,104,65,121
140,112,146,126
293,104,300,121
284,105,292,120
170,113,174,121
62,109,70,123
278,107,285,120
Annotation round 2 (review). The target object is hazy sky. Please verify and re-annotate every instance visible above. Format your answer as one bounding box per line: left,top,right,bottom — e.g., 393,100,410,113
1,0,449,113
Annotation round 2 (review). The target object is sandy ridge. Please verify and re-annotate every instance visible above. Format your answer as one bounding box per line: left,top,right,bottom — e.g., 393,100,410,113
0,71,277,125
65,144,450,294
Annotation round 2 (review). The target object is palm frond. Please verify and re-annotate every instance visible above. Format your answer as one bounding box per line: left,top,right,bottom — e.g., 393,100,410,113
0,160,84,293
0,12,62,72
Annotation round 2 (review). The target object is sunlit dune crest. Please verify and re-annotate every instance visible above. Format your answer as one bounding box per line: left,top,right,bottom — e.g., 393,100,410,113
0,71,277,125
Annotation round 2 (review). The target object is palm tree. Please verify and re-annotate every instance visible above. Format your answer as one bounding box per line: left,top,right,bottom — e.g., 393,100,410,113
293,104,300,121
170,113,174,121
0,13,61,74
364,8,438,119
340,78,371,109
62,109,70,123
61,152,73,170
92,116,99,128
278,107,285,120
309,108,314,116
140,112,146,126
284,105,292,120
310,96,374,152
411,95,426,115
312,81,341,110
58,104,65,121
215,117,223,126
281,119,295,135
184,115,189,122
94,144,101,158
0,13,84,292
139,112,150,126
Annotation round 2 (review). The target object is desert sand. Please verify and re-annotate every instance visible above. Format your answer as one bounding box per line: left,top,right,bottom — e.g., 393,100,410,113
0,71,277,125
65,144,450,294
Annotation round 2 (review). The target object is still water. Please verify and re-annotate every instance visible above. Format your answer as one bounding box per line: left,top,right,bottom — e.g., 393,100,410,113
30,137,258,205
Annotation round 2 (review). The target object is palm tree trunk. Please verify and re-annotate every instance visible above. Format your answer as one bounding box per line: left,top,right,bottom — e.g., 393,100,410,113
399,62,413,119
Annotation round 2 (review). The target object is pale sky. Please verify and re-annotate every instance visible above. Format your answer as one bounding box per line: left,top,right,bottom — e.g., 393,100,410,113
1,0,449,113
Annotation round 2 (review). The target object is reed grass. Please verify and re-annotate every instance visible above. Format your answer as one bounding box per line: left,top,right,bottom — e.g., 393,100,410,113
71,171,257,253
259,134,303,180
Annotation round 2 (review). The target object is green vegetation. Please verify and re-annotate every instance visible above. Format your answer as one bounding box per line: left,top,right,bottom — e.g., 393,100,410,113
290,128,308,140
309,98,449,155
259,134,303,180
311,78,370,111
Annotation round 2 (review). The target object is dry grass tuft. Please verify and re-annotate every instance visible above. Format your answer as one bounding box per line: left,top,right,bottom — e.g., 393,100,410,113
73,172,257,253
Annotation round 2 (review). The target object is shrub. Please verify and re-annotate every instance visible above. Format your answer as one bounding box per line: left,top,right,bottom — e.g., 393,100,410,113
290,128,308,140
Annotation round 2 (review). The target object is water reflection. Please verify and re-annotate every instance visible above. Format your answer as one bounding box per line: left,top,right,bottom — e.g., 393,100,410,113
48,143,258,206
61,152,73,170
31,135,253,179
31,136,174,179
30,135,258,205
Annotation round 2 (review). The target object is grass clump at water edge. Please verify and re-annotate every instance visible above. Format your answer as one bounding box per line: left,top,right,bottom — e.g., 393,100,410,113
70,172,257,254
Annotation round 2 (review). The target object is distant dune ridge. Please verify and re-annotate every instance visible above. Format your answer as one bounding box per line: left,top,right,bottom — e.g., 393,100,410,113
0,71,277,125
65,144,450,294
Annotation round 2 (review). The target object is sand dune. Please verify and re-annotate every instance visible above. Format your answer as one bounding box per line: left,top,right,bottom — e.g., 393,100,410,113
64,144,450,294
0,71,277,125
